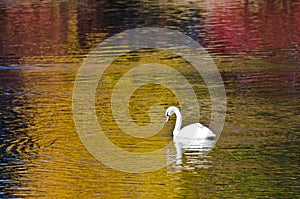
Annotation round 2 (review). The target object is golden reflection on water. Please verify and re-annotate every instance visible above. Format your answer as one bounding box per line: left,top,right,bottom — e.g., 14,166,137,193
15,57,213,198
11,57,298,198
95,50,211,153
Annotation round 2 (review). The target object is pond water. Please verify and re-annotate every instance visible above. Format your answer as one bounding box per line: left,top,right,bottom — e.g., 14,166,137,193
0,0,299,198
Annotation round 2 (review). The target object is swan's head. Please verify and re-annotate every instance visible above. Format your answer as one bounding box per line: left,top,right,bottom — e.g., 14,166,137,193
165,106,180,123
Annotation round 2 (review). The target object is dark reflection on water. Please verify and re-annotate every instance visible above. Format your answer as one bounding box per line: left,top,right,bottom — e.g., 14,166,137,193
225,68,300,97
0,68,36,198
0,0,299,198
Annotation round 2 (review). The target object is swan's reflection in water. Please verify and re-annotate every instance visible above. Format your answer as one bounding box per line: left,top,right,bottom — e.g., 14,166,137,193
164,106,216,171
167,137,216,172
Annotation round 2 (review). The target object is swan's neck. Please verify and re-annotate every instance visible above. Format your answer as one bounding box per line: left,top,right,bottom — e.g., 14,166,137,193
173,109,182,137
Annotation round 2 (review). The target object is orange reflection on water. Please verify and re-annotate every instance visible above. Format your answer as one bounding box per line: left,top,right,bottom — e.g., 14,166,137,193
1,3,67,56
0,1,87,65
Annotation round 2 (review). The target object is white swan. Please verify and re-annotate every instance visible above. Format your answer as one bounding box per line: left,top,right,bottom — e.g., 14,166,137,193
165,106,215,139
165,106,216,163
165,106,216,153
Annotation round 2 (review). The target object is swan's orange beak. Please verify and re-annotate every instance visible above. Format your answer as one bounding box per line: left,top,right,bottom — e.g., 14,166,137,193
165,115,170,123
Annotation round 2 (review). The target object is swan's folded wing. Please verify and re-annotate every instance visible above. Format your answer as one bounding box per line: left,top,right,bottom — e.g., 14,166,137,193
179,123,215,139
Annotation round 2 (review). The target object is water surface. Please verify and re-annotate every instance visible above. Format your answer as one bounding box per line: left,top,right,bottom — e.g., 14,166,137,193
0,0,299,198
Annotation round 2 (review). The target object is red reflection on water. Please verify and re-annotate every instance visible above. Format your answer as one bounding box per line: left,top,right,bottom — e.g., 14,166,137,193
205,0,300,62
0,1,299,65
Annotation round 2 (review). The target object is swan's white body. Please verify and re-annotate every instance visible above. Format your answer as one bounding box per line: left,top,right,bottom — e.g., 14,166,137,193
165,106,216,148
